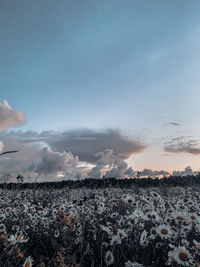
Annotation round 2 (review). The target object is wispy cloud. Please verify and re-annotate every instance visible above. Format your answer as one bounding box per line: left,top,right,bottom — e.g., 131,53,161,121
137,168,169,178
161,121,181,127
164,136,200,155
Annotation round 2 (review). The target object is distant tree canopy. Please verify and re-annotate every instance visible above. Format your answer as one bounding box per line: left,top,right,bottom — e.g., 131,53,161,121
0,174,200,190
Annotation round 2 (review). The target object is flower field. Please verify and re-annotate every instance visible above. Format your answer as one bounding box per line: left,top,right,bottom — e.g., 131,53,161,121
0,185,200,266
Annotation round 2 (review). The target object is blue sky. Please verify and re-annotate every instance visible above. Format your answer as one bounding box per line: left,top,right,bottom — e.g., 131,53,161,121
1,0,200,175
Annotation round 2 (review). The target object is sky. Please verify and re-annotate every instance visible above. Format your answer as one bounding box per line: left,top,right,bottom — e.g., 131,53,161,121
1,0,200,181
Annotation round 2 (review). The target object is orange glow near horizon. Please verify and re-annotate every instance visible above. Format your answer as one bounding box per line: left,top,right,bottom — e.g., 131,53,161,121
126,146,200,173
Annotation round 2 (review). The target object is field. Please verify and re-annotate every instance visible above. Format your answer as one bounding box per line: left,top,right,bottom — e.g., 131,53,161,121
0,185,200,266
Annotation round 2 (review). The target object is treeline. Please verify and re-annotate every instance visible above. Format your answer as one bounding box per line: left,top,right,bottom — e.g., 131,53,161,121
1,174,200,190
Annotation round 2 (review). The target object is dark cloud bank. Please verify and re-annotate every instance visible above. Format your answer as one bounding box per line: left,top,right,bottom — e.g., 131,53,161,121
0,128,147,181
21,129,145,162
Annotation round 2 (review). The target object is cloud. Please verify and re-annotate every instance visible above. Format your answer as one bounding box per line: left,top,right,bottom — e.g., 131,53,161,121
0,141,4,152
105,155,134,179
0,129,145,181
172,166,199,177
88,148,135,179
87,149,117,178
0,100,26,130
164,136,200,155
161,121,181,127
46,129,146,163
137,168,169,178
8,128,146,162
2,129,198,181
30,146,83,180
0,134,83,181
0,136,42,180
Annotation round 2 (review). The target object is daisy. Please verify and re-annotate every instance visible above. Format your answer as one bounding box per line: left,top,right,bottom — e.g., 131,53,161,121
5,207,11,214
125,261,144,267
132,209,146,220
193,240,200,250
21,204,28,213
146,211,160,222
124,195,135,205
98,202,105,209
29,214,38,224
195,223,200,233
110,234,122,245
150,191,161,200
8,234,17,244
155,242,163,249
15,231,29,243
98,196,105,202
22,256,34,267
75,237,81,244
188,213,199,222
138,222,145,230
54,230,59,238
39,209,48,216
156,224,171,239
140,230,148,246
181,239,190,247
51,208,58,217
163,216,173,225
0,223,6,233
149,227,157,240
38,203,43,208
0,214,5,222
174,213,188,223
176,203,188,213
30,206,36,213
12,225,20,231
117,229,127,240
168,246,193,266
187,199,196,208
105,251,114,266
97,207,104,214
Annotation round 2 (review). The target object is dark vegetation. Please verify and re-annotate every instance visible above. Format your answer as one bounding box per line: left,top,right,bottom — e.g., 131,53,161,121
1,174,200,189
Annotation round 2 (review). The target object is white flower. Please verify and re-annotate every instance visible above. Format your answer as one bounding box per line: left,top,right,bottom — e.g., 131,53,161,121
195,223,200,233
8,234,17,244
156,224,172,239
140,230,148,246
193,240,200,250
117,229,127,240
110,234,121,245
0,223,6,233
97,207,104,214
54,230,59,238
98,201,105,208
100,225,113,235
22,256,34,267
21,204,28,212
123,195,135,205
167,246,193,266
105,251,114,266
0,214,5,222
125,261,144,267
